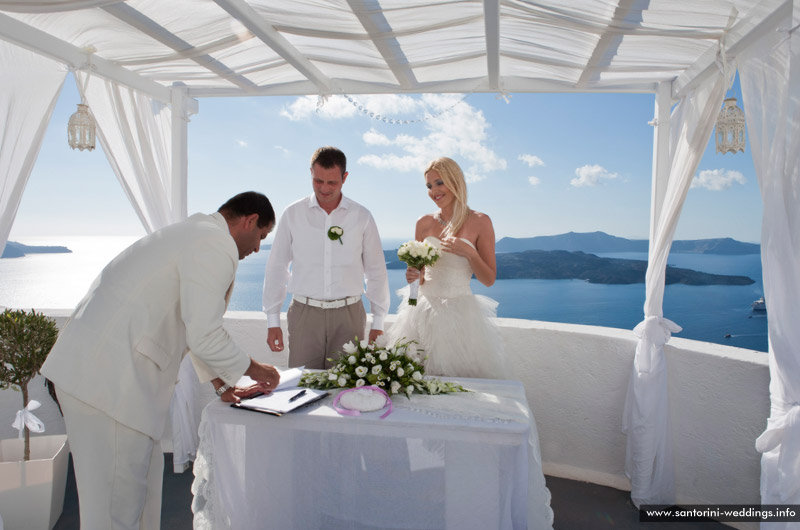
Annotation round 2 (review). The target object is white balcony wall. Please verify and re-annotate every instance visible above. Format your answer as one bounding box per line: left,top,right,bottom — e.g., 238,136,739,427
0,310,768,522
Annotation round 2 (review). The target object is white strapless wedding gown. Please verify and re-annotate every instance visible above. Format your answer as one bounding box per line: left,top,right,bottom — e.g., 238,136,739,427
389,236,508,379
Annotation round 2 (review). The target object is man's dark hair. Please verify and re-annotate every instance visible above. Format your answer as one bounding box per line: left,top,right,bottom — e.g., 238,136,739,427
310,146,346,175
218,191,275,228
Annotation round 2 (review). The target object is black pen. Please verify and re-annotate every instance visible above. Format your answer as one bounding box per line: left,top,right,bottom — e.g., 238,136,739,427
288,389,306,402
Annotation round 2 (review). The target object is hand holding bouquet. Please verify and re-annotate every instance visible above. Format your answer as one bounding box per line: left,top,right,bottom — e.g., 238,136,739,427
397,239,440,305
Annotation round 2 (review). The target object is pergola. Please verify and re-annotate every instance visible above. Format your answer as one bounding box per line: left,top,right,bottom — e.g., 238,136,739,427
1,0,798,514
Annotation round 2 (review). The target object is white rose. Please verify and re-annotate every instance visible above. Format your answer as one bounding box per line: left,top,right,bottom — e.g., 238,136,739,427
374,335,388,348
379,352,388,361
412,371,422,381
342,341,357,354
406,385,415,395
360,339,369,349
356,379,366,387
391,381,401,394
355,366,368,377
371,365,382,375
407,343,417,356
348,355,357,365
328,373,338,381
396,367,404,377
338,377,347,387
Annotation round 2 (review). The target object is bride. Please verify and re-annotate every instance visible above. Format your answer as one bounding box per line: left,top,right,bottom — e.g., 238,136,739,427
389,157,507,379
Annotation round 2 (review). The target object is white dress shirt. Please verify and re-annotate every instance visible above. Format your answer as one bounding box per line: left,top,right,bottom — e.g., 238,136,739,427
262,194,390,330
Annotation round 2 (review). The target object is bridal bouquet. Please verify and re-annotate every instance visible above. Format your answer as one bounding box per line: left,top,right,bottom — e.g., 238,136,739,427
299,337,467,397
397,239,440,305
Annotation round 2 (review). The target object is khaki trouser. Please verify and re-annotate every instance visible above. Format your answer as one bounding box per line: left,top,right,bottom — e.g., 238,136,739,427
287,298,367,369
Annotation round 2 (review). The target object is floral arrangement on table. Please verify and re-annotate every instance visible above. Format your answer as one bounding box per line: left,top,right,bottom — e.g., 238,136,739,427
397,239,441,305
299,337,468,397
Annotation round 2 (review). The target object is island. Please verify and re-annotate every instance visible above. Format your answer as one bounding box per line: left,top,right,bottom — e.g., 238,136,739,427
1,241,72,259
385,249,754,286
495,231,760,255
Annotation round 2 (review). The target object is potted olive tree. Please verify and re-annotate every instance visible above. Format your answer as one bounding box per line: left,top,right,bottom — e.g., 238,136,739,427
0,309,69,530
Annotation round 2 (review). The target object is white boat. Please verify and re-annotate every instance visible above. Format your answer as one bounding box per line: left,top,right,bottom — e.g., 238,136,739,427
752,297,766,312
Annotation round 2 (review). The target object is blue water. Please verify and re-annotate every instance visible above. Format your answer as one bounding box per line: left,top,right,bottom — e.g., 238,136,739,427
230,249,768,352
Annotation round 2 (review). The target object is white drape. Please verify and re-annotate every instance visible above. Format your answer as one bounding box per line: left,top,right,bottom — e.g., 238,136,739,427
738,4,800,526
623,69,727,506
75,71,178,233
0,40,67,256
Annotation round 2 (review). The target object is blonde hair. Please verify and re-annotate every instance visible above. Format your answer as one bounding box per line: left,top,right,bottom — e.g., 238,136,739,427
424,157,469,238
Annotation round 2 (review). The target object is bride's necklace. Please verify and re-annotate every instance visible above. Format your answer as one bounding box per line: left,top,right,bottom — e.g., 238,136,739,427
435,212,449,226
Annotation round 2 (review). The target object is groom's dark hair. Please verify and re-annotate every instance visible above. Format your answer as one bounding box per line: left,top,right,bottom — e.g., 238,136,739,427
218,191,275,228
311,146,347,176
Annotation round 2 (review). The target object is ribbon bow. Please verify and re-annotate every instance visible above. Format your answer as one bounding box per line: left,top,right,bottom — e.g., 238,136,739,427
12,400,45,439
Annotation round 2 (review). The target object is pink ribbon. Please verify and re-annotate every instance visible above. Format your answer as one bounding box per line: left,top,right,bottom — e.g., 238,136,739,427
333,386,392,419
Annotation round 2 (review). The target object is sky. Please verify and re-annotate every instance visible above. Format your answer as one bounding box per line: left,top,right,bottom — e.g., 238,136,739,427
10,73,762,243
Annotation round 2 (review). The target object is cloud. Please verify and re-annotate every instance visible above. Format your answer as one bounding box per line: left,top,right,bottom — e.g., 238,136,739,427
528,176,541,186
280,94,424,122
236,140,248,148
280,94,506,181
570,164,619,187
691,169,746,191
353,94,507,182
519,154,545,167
363,128,392,146
274,145,291,156
280,95,357,121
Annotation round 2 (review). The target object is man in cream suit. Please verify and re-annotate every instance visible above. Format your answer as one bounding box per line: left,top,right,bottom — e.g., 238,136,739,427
41,191,281,530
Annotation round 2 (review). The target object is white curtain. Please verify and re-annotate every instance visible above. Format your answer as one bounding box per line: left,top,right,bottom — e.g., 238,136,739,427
0,40,67,256
623,70,727,506
75,71,178,233
739,3,800,526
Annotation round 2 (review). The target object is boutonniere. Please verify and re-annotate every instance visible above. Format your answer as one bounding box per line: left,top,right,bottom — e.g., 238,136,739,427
328,226,344,245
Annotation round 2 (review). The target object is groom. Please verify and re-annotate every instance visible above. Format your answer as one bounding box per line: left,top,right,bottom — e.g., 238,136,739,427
262,146,389,368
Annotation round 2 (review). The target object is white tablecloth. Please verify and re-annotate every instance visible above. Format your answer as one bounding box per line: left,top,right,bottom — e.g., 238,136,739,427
191,378,553,530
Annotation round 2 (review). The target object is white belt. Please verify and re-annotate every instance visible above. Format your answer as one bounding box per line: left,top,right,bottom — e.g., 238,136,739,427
293,295,361,310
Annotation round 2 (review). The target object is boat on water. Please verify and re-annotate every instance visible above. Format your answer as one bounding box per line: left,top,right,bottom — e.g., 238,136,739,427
752,297,766,312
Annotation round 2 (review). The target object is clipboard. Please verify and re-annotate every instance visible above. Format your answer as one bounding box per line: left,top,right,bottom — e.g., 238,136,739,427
231,387,328,416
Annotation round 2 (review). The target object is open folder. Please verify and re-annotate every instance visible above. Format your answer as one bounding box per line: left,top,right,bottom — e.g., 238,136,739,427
231,367,328,416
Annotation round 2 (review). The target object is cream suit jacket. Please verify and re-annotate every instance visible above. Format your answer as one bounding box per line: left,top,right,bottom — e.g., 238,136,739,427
41,212,251,440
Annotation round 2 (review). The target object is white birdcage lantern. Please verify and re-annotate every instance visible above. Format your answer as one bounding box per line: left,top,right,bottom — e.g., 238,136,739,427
67,103,96,151
715,97,746,154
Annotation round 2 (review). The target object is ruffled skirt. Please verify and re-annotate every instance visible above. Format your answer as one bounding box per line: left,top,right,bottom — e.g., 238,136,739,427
388,285,508,379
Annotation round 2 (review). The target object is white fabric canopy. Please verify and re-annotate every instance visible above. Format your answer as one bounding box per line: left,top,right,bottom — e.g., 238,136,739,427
76,71,179,233
738,3,800,525
623,68,727,506
0,0,787,98
0,40,66,257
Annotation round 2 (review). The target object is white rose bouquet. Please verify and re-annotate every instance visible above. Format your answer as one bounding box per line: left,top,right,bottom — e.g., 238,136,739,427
397,239,440,305
299,337,467,397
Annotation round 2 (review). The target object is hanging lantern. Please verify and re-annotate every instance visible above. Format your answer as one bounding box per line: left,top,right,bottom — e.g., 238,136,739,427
67,103,96,151
715,97,746,154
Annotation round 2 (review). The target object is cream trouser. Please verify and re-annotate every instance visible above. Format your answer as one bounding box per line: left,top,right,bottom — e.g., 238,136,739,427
58,388,163,530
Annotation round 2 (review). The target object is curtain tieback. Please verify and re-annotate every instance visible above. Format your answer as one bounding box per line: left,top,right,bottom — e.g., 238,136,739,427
632,316,682,374
12,400,45,439
756,403,800,502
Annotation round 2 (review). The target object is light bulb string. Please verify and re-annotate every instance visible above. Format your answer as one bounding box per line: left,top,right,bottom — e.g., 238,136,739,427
314,93,472,125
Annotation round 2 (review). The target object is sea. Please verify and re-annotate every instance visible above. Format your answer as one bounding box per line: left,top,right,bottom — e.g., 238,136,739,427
0,236,768,352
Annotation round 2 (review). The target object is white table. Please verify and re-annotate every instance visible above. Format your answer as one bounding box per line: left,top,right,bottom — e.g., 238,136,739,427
191,378,553,530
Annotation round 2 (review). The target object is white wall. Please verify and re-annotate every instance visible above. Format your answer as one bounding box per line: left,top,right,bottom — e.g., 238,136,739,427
0,310,769,517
